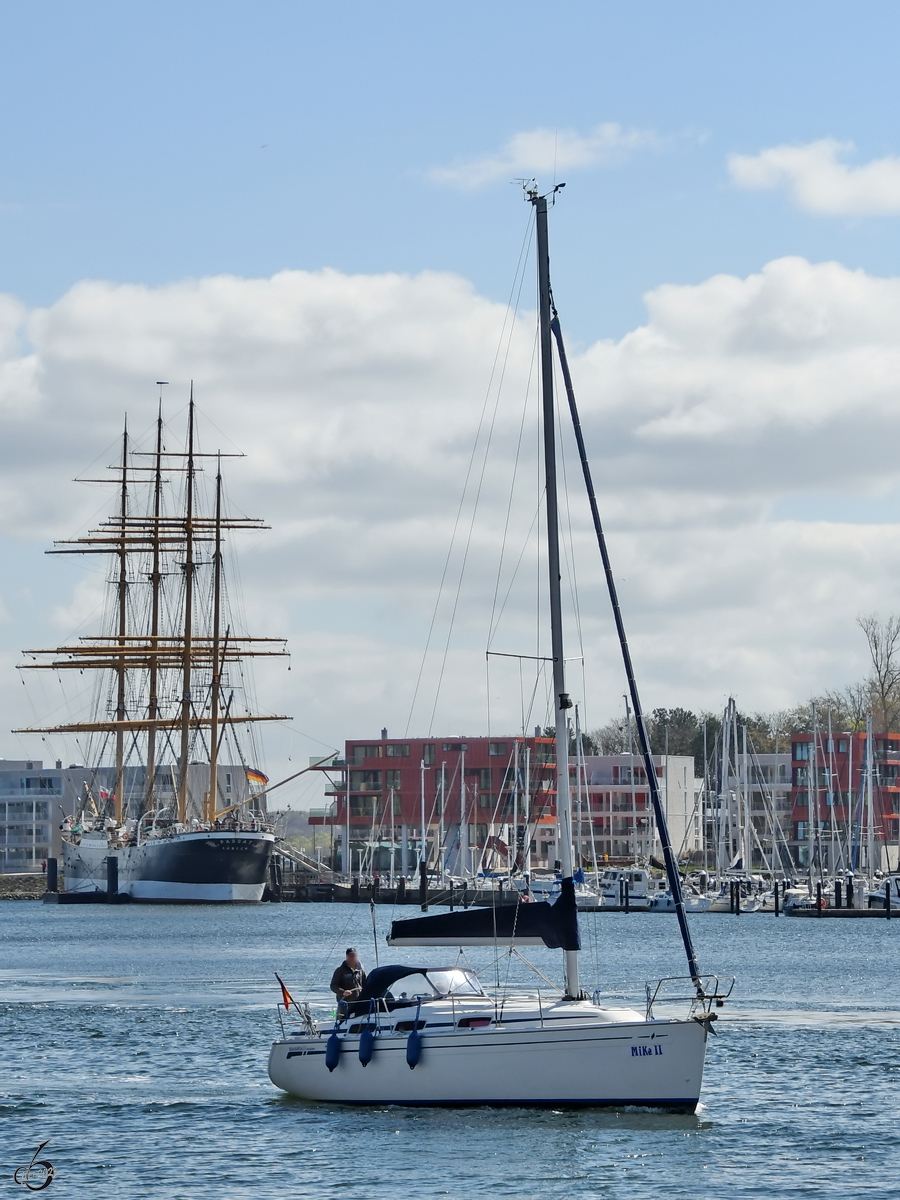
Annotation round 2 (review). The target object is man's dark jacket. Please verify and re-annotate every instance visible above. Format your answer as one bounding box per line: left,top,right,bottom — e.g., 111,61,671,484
330,961,366,999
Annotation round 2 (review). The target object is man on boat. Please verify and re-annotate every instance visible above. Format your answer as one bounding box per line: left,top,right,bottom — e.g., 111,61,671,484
330,948,366,1002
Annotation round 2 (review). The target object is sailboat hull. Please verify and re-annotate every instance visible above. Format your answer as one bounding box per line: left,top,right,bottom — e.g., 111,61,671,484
268,1015,708,1110
62,829,275,903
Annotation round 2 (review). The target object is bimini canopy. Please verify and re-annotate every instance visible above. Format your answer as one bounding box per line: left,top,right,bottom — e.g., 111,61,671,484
357,965,484,1003
387,877,580,950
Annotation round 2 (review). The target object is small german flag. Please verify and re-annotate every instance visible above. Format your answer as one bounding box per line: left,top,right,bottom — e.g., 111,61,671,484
275,972,293,1012
247,768,268,787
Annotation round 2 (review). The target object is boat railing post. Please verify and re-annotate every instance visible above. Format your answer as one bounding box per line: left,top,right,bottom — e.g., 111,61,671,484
624,879,630,914
538,990,543,1029
886,880,891,920
774,879,780,916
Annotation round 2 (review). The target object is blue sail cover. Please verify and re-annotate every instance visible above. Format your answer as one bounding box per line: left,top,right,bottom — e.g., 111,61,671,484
387,877,580,950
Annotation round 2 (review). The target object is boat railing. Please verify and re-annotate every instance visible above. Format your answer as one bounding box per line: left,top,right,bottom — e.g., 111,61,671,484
644,974,735,1020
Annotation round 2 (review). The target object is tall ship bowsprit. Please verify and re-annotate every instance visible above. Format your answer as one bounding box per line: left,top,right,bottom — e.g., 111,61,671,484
16,395,291,902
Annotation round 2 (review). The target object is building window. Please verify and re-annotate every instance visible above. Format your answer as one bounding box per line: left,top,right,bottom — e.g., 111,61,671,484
442,742,467,752
349,770,381,791
794,743,811,761
489,742,507,757
352,745,382,764
385,744,409,758
478,768,492,790
23,777,57,792
386,769,402,791
423,743,435,766
838,739,849,754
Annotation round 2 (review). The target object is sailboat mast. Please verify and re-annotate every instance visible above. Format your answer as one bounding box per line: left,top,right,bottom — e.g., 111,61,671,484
114,423,129,825
207,454,223,824
459,746,469,876
177,394,196,824
866,712,876,875
531,189,579,999
145,408,164,815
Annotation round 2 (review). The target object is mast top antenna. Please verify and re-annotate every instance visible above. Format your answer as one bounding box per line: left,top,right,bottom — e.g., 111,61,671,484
521,180,566,204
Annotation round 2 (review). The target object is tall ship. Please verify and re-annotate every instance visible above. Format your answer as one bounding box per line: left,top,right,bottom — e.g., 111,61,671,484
17,397,289,902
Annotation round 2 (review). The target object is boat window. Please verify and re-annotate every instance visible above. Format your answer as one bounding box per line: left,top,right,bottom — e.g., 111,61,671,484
386,973,437,1000
424,969,485,997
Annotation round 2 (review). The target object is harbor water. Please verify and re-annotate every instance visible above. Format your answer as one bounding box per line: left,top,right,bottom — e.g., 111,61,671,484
2,902,899,1198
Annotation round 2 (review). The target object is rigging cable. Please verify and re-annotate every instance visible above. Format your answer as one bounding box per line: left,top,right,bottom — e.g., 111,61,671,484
550,303,702,990
402,214,534,738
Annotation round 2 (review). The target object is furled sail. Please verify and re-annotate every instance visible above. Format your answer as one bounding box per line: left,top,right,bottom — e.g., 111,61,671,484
387,877,580,949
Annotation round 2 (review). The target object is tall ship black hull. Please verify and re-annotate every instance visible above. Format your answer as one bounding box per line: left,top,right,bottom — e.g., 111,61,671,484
63,828,275,903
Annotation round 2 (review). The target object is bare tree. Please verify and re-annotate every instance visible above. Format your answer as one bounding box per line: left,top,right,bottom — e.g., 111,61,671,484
588,717,633,755
857,613,900,732
822,683,869,732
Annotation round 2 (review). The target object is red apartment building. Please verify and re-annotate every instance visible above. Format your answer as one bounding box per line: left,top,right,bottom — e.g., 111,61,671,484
310,732,557,874
790,730,900,872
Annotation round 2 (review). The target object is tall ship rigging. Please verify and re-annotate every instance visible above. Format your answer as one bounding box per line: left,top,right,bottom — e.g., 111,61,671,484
17,396,290,902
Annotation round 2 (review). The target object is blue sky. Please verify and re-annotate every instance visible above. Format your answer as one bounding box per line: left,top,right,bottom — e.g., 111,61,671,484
4,2,900,789
4,1,900,340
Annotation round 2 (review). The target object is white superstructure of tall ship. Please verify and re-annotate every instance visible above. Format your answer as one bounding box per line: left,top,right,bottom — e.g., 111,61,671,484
17,398,289,902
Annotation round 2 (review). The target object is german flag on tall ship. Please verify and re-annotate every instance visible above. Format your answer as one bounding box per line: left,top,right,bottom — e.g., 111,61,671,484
246,768,269,788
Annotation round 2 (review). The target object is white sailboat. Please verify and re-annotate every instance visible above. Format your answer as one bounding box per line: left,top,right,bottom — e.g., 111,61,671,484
268,185,731,1108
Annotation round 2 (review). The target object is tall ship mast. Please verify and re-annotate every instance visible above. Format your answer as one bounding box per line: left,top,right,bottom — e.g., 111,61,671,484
16,396,290,902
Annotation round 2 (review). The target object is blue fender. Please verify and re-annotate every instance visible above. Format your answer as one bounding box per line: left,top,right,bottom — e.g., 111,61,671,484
325,1030,342,1072
359,1023,375,1066
406,1000,423,1070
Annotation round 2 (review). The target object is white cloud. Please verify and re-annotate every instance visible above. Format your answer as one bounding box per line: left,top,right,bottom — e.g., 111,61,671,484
728,138,900,214
2,257,900,796
429,123,656,189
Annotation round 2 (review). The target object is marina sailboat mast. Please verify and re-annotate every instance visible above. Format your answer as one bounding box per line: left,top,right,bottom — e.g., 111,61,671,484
531,186,579,1000
16,396,289,822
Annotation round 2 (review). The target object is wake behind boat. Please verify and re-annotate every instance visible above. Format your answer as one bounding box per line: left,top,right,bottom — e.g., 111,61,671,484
268,185,732,1107
18,398,289,903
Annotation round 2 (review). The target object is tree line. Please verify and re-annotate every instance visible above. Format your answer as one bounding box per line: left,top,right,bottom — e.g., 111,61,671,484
578,613,900,760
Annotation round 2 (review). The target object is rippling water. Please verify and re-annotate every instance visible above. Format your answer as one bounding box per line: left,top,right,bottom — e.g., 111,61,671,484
2,901,898,1198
